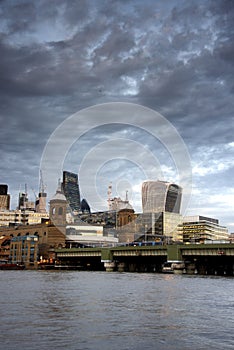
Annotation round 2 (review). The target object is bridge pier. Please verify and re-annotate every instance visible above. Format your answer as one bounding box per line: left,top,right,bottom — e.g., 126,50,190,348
117,262,125,272
185,262,196,274
103,261,116,272
172,262,185,274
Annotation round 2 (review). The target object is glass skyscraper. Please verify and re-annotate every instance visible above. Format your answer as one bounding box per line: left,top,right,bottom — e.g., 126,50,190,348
62,171,81,212
142,180,182,214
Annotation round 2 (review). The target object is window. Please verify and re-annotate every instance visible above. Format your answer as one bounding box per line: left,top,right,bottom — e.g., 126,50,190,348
58,207,63,215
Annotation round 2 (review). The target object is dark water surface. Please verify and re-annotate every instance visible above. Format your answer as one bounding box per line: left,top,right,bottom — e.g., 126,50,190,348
0,271,234,350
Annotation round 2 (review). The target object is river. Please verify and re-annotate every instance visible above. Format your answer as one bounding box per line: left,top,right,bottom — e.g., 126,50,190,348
0,271,233,350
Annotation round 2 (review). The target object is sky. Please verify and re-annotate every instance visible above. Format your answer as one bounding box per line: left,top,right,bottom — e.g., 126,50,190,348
0,0,234,232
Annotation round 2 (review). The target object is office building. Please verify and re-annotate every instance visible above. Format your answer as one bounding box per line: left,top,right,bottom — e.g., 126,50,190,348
66,223,118,247
0,184,10,210
0,209,49,226
62,171,81,212
178,215,229,243
117,211,183,244
142,180,182,214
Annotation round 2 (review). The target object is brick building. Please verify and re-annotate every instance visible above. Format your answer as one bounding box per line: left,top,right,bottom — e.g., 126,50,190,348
0,183,67,268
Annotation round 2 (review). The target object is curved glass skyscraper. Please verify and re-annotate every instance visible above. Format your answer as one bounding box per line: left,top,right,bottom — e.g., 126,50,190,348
142,180,182,214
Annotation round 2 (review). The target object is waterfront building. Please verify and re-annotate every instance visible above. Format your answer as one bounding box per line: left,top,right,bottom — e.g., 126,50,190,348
142,180,182,214
0,184,10,210
229,233,234,243
178,215,229,243
62,171,81,212
0,236,11,260
0,218,66,265
10,235,39,269
0,181,68,267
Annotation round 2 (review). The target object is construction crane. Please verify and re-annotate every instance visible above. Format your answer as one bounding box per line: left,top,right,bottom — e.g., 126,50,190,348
107,182,112,210
39,170,46,194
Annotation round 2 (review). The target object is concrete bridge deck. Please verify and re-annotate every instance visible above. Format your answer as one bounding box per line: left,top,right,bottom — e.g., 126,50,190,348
54,243,234,274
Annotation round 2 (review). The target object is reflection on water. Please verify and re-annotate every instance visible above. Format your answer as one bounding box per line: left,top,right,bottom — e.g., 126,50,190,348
0,271,234,350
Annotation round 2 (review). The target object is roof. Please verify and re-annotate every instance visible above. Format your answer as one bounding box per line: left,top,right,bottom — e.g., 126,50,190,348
50,182,66,202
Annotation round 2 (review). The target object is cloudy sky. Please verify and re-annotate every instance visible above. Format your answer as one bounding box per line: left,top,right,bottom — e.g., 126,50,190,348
0,0,234,232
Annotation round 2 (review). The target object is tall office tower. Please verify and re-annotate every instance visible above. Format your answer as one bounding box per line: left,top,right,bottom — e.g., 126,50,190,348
62,171,81,212
0,184,10,210
142,180,182,214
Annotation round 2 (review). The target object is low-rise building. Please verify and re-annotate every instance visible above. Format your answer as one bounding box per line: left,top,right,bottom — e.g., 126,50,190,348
0,209,49,227
66,222,118,247
0,219,66,266
178,215,229,243
0,236,11,260
10,235,39,269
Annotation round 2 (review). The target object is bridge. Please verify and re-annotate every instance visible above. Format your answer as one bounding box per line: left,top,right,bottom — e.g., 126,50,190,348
54,243,234,275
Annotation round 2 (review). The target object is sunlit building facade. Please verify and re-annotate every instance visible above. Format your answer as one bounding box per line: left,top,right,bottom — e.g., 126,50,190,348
0,184,10,210
178,216,229,243
10,235,39,269
142,180,182,214
0,210,49,227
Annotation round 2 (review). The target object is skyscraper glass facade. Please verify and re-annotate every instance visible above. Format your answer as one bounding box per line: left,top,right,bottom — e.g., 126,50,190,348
142,180,182,214
62,171,81,212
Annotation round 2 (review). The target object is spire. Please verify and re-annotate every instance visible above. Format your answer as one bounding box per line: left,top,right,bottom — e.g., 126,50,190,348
50,180,66,202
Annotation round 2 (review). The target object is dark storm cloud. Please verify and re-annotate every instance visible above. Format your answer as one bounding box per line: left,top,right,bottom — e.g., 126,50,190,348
0,0,233,230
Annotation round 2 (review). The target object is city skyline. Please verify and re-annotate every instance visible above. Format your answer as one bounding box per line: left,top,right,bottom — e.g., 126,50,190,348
0,1,233,232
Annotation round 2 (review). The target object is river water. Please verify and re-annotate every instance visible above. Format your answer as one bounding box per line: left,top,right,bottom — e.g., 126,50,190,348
0,271,234,350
